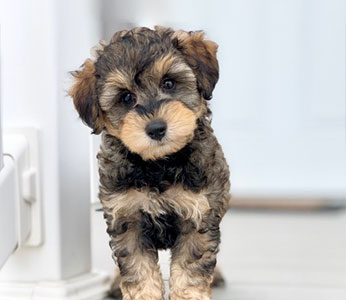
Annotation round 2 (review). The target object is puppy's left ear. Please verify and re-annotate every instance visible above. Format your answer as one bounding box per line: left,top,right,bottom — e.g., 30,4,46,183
173,30,219,100
69,59,104,134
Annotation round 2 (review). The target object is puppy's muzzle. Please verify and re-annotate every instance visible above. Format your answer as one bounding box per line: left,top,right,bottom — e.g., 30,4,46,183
145,120,167,141
119,98,197,160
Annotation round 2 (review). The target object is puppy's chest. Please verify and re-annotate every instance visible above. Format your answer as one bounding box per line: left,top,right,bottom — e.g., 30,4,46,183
102,186,210,232
100,146,210,227
112,149,206,193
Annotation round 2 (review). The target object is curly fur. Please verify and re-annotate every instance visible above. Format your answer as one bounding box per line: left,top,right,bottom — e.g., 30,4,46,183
69,26,230,300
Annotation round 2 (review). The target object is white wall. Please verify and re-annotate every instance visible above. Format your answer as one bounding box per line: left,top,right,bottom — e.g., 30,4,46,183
0,0,61,280
56,0,101,279
0,0,101,281
101,0,346,199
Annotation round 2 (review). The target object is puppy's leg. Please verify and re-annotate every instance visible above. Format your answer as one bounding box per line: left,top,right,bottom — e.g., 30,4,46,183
109,218,164,300
169,223,220,300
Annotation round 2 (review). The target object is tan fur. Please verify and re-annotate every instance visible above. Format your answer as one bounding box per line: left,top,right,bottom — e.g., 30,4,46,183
170,229,214,300
100,70,133,111
169,59,196,76
103,182,213,299
152,54,176,76
120,253,164,300
101,185,210,229
69,59,95,98
120,101,197,160
106,70,132,92
172,30,218,59
117,112,152,158
109,262,224,298
109,217,164,300
170,265,212,300
118,100,197,160
171,30,219,100
69,59,105,133
151,54,195,80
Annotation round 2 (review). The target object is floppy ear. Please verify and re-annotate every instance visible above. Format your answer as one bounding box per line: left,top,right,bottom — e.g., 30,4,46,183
173,30,219,100
69,59,104,134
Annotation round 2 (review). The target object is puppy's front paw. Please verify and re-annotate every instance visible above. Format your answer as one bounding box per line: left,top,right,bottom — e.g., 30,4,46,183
121,277,165,300
170,289,211,300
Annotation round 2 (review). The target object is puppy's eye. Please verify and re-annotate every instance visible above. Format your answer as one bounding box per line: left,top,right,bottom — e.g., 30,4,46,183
121,92,136,107
162,79,175,90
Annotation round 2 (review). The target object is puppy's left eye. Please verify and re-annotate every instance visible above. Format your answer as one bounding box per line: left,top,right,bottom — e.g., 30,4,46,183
121,92,136,107
162,79,175,90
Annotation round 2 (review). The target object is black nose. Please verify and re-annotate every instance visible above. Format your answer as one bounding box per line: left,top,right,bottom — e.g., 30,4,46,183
145,120,167,141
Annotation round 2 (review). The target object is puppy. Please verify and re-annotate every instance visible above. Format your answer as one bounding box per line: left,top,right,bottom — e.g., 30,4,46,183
69,27,230,300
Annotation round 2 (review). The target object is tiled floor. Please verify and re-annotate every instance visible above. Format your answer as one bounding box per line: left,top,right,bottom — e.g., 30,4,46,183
92,204,346,300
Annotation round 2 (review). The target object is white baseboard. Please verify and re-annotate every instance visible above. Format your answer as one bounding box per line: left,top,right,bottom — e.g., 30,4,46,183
0,271,111,300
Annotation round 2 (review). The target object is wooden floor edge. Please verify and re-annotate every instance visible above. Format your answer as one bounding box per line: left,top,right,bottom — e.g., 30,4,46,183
229,197,346,211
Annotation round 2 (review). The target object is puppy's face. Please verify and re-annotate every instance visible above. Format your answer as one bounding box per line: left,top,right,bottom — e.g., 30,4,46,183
69,27,219,160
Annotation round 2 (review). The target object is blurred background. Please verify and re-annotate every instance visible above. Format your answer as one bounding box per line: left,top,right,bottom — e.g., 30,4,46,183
0,0,345,299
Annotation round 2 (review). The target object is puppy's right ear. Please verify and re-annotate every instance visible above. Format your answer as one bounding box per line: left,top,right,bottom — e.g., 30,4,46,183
171,30,219,101
69,59,104,134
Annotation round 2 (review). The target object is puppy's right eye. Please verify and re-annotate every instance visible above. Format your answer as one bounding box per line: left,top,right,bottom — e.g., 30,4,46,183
162,79,175,91
121,92,136,107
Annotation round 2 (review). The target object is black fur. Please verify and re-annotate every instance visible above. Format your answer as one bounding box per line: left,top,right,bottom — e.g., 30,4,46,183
95,29,174,81
135,98,171,117
112,142,207,193
140,211,180,250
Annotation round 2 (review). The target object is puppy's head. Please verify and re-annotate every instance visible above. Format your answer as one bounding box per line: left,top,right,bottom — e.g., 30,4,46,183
69,27,219,160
